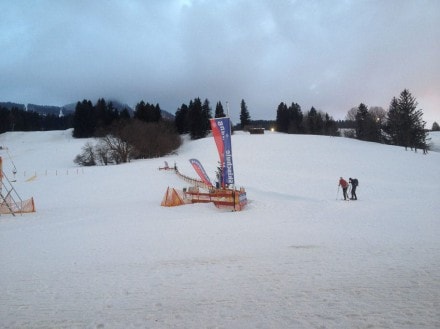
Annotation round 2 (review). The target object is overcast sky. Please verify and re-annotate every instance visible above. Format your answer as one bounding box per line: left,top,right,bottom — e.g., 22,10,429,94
1,0,439,125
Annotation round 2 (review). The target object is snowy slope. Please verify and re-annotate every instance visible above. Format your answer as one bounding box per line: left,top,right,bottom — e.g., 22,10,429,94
1,129,439,329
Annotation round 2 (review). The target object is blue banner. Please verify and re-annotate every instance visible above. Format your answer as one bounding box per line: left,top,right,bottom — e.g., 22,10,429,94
222,118,234,186
210,117,235,187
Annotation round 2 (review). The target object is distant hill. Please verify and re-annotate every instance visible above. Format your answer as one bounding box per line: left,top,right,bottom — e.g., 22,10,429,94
161,109,175,121
1,102,64,115
27,104,63,116
0,102,26,110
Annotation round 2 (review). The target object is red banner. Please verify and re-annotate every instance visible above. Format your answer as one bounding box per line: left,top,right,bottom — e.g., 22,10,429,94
210,119,225,167
189,159,212,187
210,118,234,187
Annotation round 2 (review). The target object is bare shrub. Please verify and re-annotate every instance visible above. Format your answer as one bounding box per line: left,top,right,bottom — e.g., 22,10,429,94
101,134,134,164
94,141,111,165
74,142,96,166
73,119,181,166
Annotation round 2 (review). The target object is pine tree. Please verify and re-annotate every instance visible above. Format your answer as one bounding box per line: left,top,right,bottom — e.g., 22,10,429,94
276,102,289,133
153,104,162,122
324,113,339,136
288,102,303,133
202,99,212,133
188,98,209,140
175,103,189,134
304,107,323,134
354,104,382,142
239,99,251,129
120,108,131,120
134,101,147,121
134,101,161,123
73,100,96,138
95,98,107,131
0,106,10,133
105,102,120,125
215,101,226,118
385,89,427,151
385,97,400,144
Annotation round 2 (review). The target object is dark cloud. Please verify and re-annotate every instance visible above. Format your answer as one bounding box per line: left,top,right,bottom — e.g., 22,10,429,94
1,0,439,125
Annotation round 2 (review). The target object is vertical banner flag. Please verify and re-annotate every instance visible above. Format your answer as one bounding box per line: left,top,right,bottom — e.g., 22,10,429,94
189,159,213,187
210,119,224,166
210,118,235,186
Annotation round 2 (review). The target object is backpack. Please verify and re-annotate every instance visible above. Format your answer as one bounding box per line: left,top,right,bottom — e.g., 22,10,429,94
353,178,359,187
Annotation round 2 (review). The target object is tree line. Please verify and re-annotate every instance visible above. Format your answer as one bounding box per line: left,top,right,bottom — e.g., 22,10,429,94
0,105,72,133
73,98,181,166
174,98,252,139
347,89,431,152
2,89,437,162
275,102,339,136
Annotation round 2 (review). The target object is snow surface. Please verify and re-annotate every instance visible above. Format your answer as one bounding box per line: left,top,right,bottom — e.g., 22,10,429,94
1,129,439,329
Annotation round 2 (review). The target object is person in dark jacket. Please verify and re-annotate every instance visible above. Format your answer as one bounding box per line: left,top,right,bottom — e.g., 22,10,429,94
339,177,349,200
349,178,358,200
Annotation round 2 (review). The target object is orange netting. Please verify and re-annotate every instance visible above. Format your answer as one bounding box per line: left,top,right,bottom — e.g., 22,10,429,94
0,196,36,214
1,157,36,215
161,187,186,207
161,186,247,211
159,163,247,211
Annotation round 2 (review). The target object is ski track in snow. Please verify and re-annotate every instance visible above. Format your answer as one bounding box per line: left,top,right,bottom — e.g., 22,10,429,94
0,130,439,328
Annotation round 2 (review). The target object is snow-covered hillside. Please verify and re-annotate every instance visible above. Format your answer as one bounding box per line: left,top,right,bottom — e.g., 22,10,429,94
1,129,439,328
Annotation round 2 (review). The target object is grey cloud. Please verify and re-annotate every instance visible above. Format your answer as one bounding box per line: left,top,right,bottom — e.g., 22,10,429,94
0,0,439,125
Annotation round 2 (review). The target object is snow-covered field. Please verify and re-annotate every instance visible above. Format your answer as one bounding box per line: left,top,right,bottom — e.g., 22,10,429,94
1,129,439,329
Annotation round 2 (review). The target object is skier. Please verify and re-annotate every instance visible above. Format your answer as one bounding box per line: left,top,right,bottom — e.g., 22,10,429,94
338,177,349,200
349,178,358,200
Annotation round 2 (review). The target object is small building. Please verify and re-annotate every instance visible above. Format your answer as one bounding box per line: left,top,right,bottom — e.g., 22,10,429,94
248,127,265,134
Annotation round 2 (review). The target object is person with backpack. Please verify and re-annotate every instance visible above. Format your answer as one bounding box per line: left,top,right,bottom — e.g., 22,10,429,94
349,178,358,200
338,177,349,200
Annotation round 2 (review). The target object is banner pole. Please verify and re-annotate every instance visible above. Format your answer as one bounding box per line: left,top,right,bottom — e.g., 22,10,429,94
225,103,235,191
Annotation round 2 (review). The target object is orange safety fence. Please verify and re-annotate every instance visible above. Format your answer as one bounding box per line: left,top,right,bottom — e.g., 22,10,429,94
161,186,247,211
0,196,36,214
159,162,247,211
185,187,247,211
161,187,187,207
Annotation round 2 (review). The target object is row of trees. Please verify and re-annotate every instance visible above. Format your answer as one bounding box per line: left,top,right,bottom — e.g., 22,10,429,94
174,98,253,140
0,106,72,133
174,98,213,140
275,102,339,136
73,98,181,165
348,89,429,151
72,99,131,138
175,97,339,140
2,90,436,162
171,90,432,152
